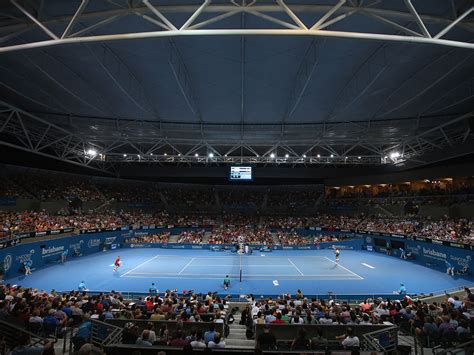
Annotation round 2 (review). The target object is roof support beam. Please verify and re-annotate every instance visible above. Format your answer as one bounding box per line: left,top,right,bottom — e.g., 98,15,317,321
403,0,431,38
168,40,203,126
276,0,307,30
10,0,58,40
0,100,112,174
61,0,89,39
180,0,211,30
435,7,474,39
0,27,473,54
142,0,177,30
281,39,320,129
311,0,346,30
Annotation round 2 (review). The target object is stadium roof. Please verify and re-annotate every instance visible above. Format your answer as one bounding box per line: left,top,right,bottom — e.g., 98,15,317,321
0,0,473,175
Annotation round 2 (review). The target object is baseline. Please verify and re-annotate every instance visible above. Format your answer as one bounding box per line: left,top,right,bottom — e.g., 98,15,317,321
323,256,364,280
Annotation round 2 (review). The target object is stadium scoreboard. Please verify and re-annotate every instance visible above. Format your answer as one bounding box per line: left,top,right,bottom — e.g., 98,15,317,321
229,166,253,181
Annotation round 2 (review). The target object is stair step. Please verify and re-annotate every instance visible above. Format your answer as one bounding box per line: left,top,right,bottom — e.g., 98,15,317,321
225,339,255,346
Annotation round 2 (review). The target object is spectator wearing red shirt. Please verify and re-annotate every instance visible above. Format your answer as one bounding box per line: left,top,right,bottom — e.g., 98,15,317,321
270,312,285,324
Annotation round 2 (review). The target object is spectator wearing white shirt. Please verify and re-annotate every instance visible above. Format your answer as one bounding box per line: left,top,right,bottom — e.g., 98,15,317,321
190,329,206,348
208,333,226,348
337,328,360,349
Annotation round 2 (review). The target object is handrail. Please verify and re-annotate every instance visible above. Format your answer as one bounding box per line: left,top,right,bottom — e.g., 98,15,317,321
432,339,474,355
361,325,398,352
0,319,54,351
89,319,123,348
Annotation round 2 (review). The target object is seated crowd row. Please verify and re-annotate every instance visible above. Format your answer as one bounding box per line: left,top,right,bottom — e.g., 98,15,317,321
1,210,472,244
0,285,472,353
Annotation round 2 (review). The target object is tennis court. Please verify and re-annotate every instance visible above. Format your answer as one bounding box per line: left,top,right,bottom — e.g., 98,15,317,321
120,254,363,280
6,248,472,296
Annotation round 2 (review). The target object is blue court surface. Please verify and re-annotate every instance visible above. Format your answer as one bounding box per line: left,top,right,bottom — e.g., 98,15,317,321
6,248,473,297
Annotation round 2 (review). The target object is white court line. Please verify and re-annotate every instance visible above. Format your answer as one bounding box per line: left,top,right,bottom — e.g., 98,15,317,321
173,264,292,267
120,254,161,277
323,256,364,280
287,258,304,276
122,275,361,280
178,258,195,275
132,255,329,260
126,272,361,276
362,263,375,269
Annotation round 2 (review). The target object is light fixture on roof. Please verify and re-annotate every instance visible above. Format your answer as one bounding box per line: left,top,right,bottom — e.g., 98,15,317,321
195,153,199,157
317,154,321,158
358,156,361,159
178,153,181,156
123,154,127,157
270,153,275,158
86,149,97,156
285,154,289,158
208,153,214,158
303,154,306,158
150,153,153,156
390,152,400,160
330,154,334,158
164,153,167,156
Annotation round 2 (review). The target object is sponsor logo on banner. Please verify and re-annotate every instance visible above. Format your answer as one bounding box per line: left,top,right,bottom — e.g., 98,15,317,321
407,245,421,255
130,244,151,248
42,245,64,257
35,231,47,237
105,237,117,244
450,243,463,248
365,236,372,243
450,255,471,268
50,230,60,235
422,248,446,260
283,246,294,250
69,240,84,250
171,245,185,249
391,234,405,238
16,249,35,264
3,254,12,272
133,232,149,237
88,239,101,248
366,245,373,251
297,246,311,250
432,239,443,245
191,246,203,249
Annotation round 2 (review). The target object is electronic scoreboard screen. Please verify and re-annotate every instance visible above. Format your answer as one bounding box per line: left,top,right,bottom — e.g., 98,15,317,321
229,166,253,181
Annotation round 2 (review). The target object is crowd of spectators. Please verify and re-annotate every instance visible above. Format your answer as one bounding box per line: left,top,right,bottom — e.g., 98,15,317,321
267,189,322,210
359,216,473,244
219,189,265,208
244,288,473,350
222,214,260,226
177,230,205,244
162,188,215,208
0,285,233,352
262,215,362,230
276,231,307,246
208,227,273,245
325,182,474,209
0,281,472,353
1,209,472,244
124,232,171,244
